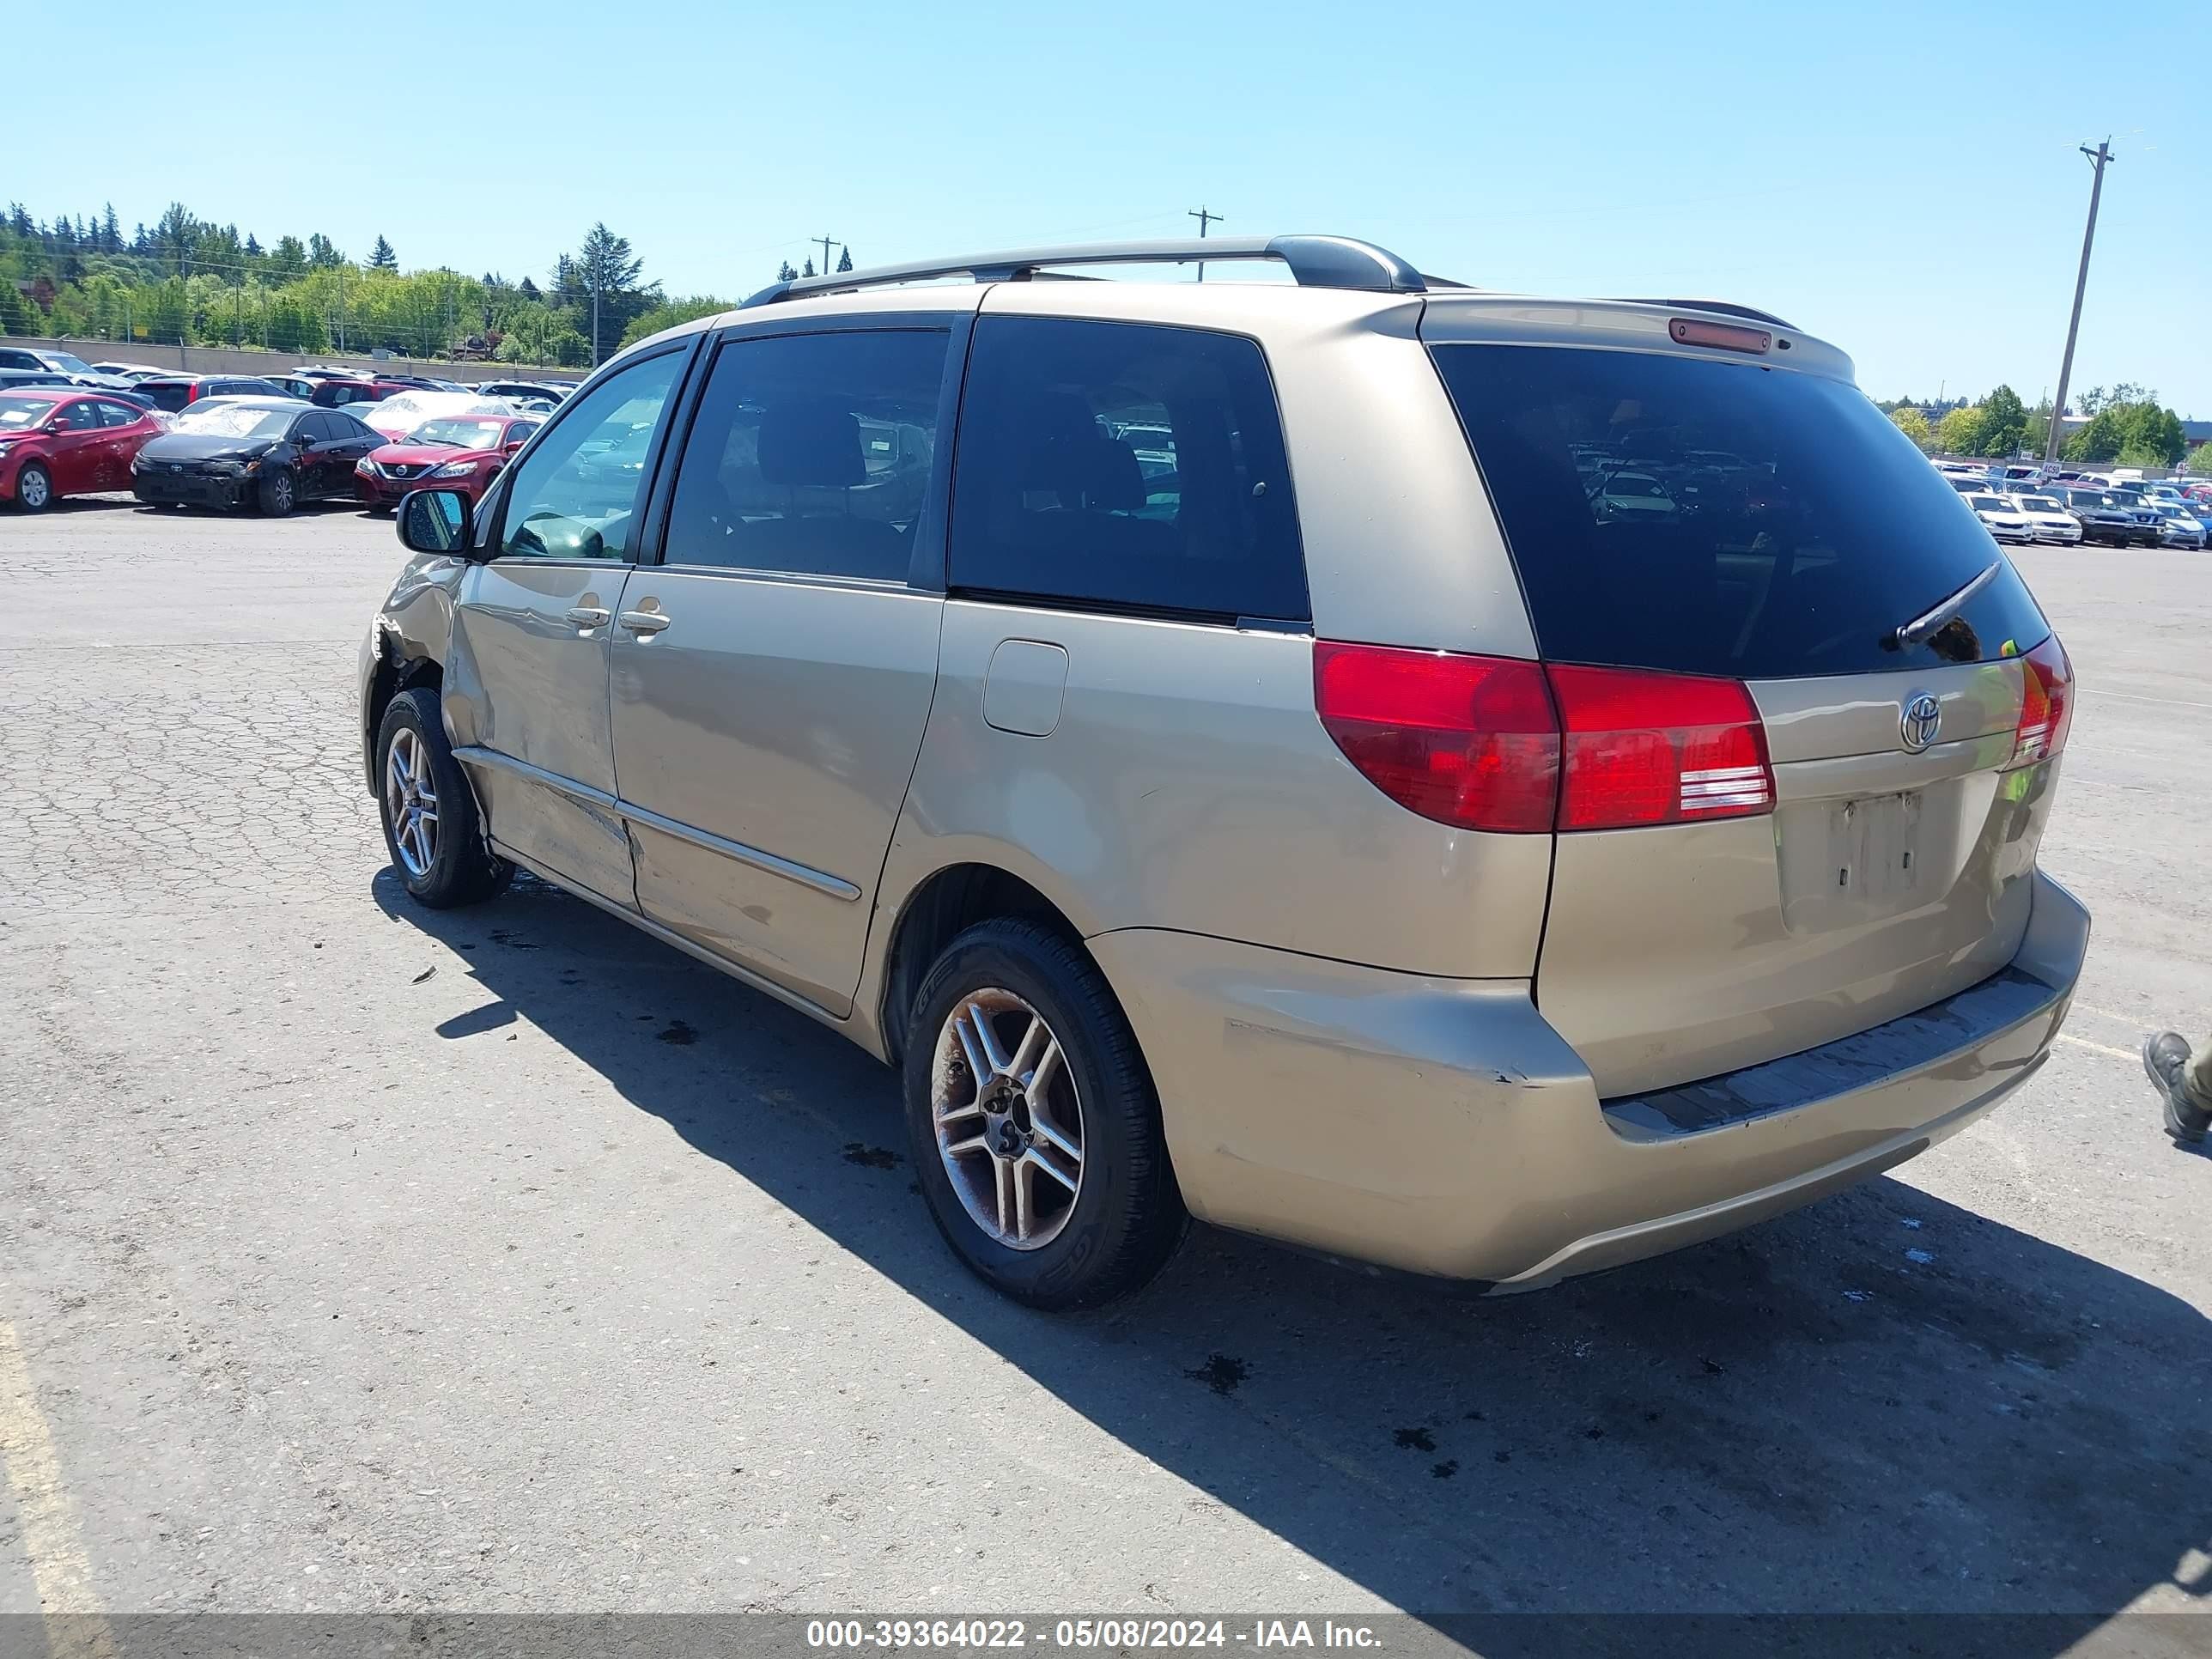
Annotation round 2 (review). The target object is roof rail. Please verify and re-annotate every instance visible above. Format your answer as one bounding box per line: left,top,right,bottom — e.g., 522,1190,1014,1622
1606,297,1797,330
740,234,1429,307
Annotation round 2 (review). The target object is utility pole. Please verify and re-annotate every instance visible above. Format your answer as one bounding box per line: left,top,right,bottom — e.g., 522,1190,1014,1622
336,261,347,352
1188,206,1222,282
591,270,600,366
2045,139,2113,464
813,235,838,277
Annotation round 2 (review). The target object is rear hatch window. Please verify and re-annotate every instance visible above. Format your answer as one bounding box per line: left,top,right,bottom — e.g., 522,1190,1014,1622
1427,344,2050,678
1427,339,2065,1098
138,381,193,413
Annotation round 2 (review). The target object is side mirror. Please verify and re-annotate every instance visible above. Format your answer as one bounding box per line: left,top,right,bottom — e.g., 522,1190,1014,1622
504,439,526,454
397,489,476,557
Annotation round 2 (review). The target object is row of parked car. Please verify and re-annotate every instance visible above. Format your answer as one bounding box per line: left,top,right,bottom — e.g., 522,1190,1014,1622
1939,460,2212,550
0,358,552,516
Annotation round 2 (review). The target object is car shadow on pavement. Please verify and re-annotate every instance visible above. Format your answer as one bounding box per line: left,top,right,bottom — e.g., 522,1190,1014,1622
374,870,2210,1653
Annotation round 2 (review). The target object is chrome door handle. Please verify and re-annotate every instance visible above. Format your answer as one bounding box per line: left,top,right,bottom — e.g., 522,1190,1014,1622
617,609,670,635
564,605,611,627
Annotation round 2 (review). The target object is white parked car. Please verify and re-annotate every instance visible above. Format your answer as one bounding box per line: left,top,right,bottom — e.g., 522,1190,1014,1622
356,391,526,442
1966,493,2033,544
2010,493,2084,544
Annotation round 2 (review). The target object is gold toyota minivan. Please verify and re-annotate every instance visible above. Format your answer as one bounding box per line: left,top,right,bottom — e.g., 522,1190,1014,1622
359,235,2089,1309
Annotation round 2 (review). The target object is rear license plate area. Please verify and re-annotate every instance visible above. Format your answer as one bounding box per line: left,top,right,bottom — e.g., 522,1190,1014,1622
1777,790,1927,932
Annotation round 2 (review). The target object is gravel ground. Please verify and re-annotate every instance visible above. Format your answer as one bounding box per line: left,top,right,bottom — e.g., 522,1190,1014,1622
0,497,2205,1648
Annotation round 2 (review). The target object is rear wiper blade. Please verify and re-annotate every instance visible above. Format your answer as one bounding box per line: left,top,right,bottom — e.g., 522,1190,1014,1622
1883,560,2002,651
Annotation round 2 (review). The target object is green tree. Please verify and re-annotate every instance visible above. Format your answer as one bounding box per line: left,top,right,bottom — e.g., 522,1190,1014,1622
307,234,344,270
568,223,659,363
2115,403,2185,466
776,260,798,282
0,281,33,335
1937,405,1986,456
1977,385,2028,458
617,294,732,350
1888,406,1934,451
369,235,398,271
266,235,307,281
836,245,854,273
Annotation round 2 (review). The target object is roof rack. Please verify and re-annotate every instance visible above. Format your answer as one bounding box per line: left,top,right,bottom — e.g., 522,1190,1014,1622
741,234,1430,307
1606,297,1796,330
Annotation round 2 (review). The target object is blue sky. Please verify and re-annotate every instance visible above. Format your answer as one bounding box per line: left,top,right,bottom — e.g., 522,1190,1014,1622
21,0,2208,411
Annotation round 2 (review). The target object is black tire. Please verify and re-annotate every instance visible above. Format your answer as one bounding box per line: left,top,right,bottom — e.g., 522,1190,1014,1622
258,467,296,518
13,462,54,514
902,919,1185,1309
374,686,511,908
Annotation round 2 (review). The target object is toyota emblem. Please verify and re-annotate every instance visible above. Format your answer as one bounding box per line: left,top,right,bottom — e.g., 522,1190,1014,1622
169,463,183,473
1899,693,1942,752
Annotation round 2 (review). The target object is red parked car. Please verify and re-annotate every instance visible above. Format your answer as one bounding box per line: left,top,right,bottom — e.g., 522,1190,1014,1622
0,388,164,512
355,412,540,509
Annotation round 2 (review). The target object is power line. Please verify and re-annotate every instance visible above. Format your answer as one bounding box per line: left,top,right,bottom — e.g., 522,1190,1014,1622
2044,138,2113,464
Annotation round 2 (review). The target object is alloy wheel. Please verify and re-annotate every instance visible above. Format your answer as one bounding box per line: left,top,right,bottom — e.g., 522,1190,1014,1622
930,989,1084,1250
383,727,440,878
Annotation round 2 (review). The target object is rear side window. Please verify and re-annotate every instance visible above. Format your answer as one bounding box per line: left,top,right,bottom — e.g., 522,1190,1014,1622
950,316,1307,622
1431,344,2051,677
59,401,104,431
664,328,949,582
141,381,191,412
95,400,141,428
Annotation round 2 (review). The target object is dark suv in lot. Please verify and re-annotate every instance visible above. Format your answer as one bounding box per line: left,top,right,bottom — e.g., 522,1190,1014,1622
2052,487,2152,545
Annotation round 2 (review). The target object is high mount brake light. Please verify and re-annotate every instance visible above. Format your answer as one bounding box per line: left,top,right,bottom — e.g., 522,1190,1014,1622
1669,318,1771,355
1313,644,1777,834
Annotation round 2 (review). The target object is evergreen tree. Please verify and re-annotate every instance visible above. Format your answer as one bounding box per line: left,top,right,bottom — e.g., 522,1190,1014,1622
307,234,343,269
369,234,398,271
519,275,541,302
777,261,798,282
802,258,816,278
836,246,853,272
245,234,263,259
101,203,120,252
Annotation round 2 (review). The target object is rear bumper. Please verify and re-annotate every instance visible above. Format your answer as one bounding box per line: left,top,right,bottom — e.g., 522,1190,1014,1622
1093,868,2089,1287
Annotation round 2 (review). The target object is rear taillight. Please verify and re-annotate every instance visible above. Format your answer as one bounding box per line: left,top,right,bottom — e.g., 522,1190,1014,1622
1312,642,1559,833
1547,665,1775,830
2008,636,2073,769
1313,644,1777,835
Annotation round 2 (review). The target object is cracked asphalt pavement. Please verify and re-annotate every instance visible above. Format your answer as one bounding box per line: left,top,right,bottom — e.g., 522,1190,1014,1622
0,496,2206,1645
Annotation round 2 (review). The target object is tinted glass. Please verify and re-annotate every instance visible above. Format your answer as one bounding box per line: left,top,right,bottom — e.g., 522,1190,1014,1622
1431,344,2049,676
96,400,141,428
665,329,949,581
496,349,683,561
949,316,1307,621
141,382,192,413
59,401,104,431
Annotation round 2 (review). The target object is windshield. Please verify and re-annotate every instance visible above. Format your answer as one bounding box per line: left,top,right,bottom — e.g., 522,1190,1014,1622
2018,496,2063,513
0,394,62,429
44,351,94,375
1968,495,2007,511
1430,344,2050,677
172,404,295,440
408,418,507,450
